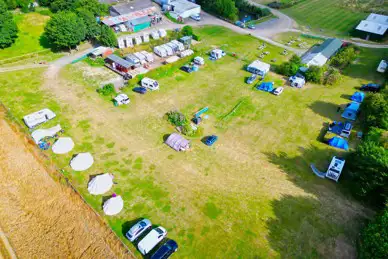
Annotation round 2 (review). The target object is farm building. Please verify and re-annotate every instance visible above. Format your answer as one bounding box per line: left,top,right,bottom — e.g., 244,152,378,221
89,47,113,59
102,1,161,33
165,133,190,151
105,54,135,74
155,0,201,19
301,38,343,67
247,60,270,76
355,13,388,41
341,102,360,121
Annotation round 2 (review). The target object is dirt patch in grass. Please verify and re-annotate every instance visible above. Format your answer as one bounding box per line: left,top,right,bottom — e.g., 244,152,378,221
0,109,132,259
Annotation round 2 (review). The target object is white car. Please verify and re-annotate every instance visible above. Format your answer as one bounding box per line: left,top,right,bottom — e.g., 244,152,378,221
190,14,201,21
125,219,152,242
194,56,205,65
138,227,167,255
113,94,130,106
273,87,284,96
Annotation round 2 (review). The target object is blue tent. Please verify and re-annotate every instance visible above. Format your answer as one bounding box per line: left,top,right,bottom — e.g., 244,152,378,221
256,82,274,92
341,102,360,121
350,92,365,103
328,137,349,150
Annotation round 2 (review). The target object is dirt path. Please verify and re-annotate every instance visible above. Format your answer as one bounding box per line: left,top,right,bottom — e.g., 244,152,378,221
0,109,133,259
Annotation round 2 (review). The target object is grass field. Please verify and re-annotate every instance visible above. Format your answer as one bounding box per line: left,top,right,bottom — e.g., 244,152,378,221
0,12,54,63
272,31,324,49
0,26,385,258
281,0,368,36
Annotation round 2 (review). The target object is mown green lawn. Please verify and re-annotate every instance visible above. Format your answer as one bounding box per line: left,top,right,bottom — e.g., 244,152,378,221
0,13,51,62
282,0,367,36
0,26,384,258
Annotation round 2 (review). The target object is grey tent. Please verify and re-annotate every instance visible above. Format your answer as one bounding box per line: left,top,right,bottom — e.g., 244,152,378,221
165,133,190,151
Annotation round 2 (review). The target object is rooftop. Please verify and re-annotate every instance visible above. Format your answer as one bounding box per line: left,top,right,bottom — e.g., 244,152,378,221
170,0,200,13
106,54,133,68
110,0,154,16
312,38,343,59
102,6,157,26
356,13,388,35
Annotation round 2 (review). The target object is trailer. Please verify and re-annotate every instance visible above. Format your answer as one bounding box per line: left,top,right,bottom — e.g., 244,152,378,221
118,38,126,49
125,37,133,48
134,52,147,64
154,46,167,58
134,36,142,45
142,33,150,43
166,42,179,53
158,28,167,38
125,54,141,67
179,49,194,58
161,44,173,56
210,49,226,59
151,31,160,40
171,40,185,51
141,51,154,63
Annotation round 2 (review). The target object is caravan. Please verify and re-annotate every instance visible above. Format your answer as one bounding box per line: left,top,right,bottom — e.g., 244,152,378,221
141,51,154,63
134,52,147,63
125,54,141,68
118,38,126,49
134,36,142,45
166,42,179,53
154,46,167,58
179,49,194,58
151,30,160,40
161,44,173,56
125,37,133,48
171,40,185,51
141,78,159,91
210,49,226,59
142,33,150,43
23,108,56,129
158,29,167,38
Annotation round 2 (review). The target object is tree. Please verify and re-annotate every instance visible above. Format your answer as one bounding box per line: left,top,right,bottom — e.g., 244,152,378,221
49,0,76,12
44,11,86,50
215,0,238,21
347,127,388,206
76,9,100,39
98,25,116,47
181,25,193,36
324,68,342,85
0,0,18,48
305,65,324,83
330,46,358,69
362,91,388,130
4,0,16,9
359,205,388,259
74,0,108,16
276,55,303,76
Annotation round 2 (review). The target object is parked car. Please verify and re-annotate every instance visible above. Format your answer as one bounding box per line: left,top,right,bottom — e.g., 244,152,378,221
205,135,218,146
137,227,167,255
180,65,193,73
235,21,246,28
133,87,147,94
125,219,152,242
246,74,258,84
247,24,256,29
273,87,284,96
190,14,201,21
113,94,130,106
150,240,178,259
360,83,381,92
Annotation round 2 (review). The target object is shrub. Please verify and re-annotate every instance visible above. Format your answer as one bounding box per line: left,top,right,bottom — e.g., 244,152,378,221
324,68,342,85
181,25,193,36
276,55,303,76
305,65,325,83
166,110,187,127
362,91,388,130
97,83,115,96
192,34,201,41
330,46,358,69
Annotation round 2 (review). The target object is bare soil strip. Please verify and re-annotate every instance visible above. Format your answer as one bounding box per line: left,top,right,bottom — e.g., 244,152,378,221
0,109,133,259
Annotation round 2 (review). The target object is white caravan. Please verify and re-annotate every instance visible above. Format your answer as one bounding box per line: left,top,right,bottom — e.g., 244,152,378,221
141,77,159,91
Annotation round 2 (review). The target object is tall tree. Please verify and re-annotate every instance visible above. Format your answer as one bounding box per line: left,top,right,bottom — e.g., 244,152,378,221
44,11,86,50
216,0,238,21
49,0,76,12
362,91,388,130
0,0,18,48
74,0,108,16
99,25,116,47
76,9,100,39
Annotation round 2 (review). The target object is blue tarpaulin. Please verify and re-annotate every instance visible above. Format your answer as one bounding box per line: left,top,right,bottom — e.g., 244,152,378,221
256,82,274,92
328,137,349,150
350,92,365,103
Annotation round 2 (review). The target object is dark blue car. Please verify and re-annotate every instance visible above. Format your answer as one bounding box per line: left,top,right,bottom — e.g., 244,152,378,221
133,87,147,94
150,240,178,259
205,135,218,146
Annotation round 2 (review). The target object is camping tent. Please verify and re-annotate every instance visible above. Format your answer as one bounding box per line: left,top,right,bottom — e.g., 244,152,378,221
52,137,74,154
328,137,349,150
31,124,62,144
88,173,114,195
256,82,274,92
70,153,94,171
341,102,360,121
165,133,190,151
350,92,365,103
247,60,270,76
103,195,124,215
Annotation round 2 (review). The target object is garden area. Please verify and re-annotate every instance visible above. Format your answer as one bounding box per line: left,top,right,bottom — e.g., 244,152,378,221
0,24,385,258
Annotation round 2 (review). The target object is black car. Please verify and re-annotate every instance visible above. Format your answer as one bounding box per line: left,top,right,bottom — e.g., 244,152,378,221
180,65,193,73
133,87,147,94
360,83,381,92
150,240,178,259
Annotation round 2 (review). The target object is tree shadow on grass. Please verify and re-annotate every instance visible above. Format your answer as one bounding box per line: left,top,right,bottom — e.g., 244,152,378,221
309,101,344,122
264,145,371,258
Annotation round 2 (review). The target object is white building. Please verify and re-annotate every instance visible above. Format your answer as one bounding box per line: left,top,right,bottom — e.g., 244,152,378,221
155,0,201,19
247,60,270,76
301,38,342,67
355,13,388,40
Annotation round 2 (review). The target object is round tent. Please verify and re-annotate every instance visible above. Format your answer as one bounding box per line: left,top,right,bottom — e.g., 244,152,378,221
70,153,94,171
52,137,74,154
103,195,124,216
88,174,114,195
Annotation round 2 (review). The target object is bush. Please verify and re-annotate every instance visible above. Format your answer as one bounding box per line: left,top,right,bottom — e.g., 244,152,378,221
276,55,303,76
166,110,187,127
330,46,359,69
359,206,388,258
305,65,325,83
324,68,342,85
181,25,193,36
362,91,388,130
97,83,115,96
192,34,201,41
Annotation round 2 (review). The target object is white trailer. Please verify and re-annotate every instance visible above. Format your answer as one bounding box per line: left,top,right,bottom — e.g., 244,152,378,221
158,29,167,38
154,46,167,58
134,36,142,45
118,38,126,49
141,51,154,63
171,40,185,51
125,37,133,48
134,52,147,63
23,108,56,129
210,49,226,59
142,33,150,43
161,44,173,56
141,77,159,91
151,30,159,40
179,49,194,58
166,42,179,53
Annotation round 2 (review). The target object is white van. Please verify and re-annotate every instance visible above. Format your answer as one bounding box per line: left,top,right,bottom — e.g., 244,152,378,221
137,227,167,255
141,78,159,91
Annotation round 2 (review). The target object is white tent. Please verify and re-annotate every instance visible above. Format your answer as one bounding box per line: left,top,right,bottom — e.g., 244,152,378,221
88,173,114,195
103,195,124,215
52,137,74,154
31,124,62,144
70,152,94,171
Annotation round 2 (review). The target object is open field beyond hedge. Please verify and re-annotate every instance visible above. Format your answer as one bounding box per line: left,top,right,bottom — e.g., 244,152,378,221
0,26,386,258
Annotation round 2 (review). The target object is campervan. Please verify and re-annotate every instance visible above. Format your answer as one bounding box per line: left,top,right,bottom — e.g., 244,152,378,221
210,49,226,59
113,94,130,106
141,78,159,91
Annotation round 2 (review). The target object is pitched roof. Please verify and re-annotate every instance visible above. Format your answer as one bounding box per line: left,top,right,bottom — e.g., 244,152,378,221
312,38,343,59
356,13,388,35
366,13,388,25
165,133,190,151
106,54,133,68
110,1,153,16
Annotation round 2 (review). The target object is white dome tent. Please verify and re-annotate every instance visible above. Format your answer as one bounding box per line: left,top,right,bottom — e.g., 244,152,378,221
88,174,114,195
70,153,94,171
52,137,74,154
103,195,124,216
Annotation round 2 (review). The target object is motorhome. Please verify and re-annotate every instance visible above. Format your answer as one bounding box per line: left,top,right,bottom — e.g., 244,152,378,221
141,77,160,90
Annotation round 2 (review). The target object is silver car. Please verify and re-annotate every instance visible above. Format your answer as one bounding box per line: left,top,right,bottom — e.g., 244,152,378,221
125,219,152,242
